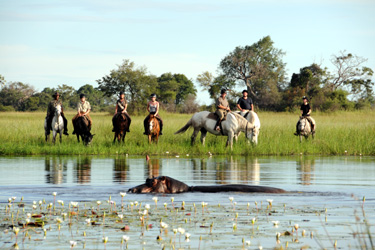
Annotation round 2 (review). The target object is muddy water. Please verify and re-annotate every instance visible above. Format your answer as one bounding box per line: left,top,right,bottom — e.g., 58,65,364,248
0,155,374,249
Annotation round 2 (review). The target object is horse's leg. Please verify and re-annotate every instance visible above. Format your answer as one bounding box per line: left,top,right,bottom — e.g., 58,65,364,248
148,134,152,144
299,135,302,143
122,132,126,143
200,128,207,145
227,132,234,149
113,132,117,143
191,128,200,145
76,134,80,143
52,130,56,144
59,131,62,143
155,134,159,144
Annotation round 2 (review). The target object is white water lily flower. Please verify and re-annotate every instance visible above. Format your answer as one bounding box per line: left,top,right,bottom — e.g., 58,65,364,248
171,197,174,202
177,227,185,234
52,192,57,196
70,240,77,248
294,224,299,230
185,233,191,239
118,214,124,219
145,204,150,210
267,199,273,206
272,221,280,226
13,227,20,235
32,205,37,210
173,228,178,234
160,222,168,229
70,202,78,208
39,200,42,205
26,213,31,218
25,218,30,224
229,197,234,202
57,200,64,204
122,235,129,242
152,197,158,202
56,218,63,224
102,236,108,243
120,192,126,197
97,201,101,205
85,218,91,224
246,240,251,246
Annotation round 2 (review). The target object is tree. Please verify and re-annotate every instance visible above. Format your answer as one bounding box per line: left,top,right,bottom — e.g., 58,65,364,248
173,74,196,105
77,84,109,111
0,82,35,110
97,59,158,112
196,71,236,103
0,74,5,89
157,73,197,105
219,36,286,104
328,51,372,92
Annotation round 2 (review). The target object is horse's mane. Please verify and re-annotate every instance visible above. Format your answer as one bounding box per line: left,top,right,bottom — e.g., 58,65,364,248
230,112,253,128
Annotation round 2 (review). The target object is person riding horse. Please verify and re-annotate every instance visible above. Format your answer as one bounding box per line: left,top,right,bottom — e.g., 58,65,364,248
237,89,254,116
144,94,163,135
46,92,68,136
72,94,92,134
294,96,316,135
215,89,230,131
112,91,131,132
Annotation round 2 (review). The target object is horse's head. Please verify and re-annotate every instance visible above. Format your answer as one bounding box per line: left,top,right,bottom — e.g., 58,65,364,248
245,122,259,145
298,117,307,132
84,133,95,146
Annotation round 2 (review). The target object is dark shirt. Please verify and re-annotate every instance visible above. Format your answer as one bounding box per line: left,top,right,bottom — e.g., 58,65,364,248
300,103,311,116
47,99,63,115
237,97,253,110
116,99,127,112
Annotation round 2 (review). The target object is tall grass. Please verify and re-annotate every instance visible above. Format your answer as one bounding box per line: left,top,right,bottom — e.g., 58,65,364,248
0,110,374,156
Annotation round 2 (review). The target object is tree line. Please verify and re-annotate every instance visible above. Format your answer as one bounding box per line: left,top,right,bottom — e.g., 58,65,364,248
1,35,374,113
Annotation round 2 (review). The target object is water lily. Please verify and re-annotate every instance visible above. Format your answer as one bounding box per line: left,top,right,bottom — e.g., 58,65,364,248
57,200,64,205
251,217,256,224
97,201,101,205
70,202,78,208
85,218,91,224
272,221,279,227
118,214,124,220
245,240,251,246
160,222,168,229
13,227,20,236
185,233,191,239
267,199,273,206
120,192,126,197
173,228,178,234
123,235,129,242
56,218,63,224
102,236,108,243
229,197,234,202
70,240,77,249
178,227,185,234
52,192,57,196
145,204,150,210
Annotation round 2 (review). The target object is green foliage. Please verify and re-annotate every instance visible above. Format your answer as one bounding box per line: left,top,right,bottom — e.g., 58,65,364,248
219,36,286,109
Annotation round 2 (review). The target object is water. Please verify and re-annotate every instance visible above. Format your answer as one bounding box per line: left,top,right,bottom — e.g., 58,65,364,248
1,155,374,249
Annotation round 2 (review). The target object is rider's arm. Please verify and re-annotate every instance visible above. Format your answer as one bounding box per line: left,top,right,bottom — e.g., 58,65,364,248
155,102,159,116
237,104,243,112
124,103,128,113
146,102,150,113
251,104,254,111
218,104,230,111
115,104,118,114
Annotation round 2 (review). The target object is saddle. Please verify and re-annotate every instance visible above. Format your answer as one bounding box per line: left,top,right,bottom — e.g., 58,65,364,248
207,112,227,121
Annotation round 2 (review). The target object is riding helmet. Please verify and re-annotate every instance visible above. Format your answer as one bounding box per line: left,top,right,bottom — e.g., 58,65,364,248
119,91,125,96
242,89,248,94
221,89,227,94
302,96,309,101
80,93,85,99
150,93,157,98
52,92,60,97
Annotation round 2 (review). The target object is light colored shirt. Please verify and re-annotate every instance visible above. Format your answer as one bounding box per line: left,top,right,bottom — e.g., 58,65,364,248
216,96,229,109
77,101,91,113
149,102,158,113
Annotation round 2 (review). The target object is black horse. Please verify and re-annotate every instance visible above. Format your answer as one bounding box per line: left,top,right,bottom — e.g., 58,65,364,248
74,116,94,145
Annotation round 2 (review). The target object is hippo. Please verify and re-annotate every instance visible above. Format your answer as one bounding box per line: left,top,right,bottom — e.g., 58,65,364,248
128,176,286,194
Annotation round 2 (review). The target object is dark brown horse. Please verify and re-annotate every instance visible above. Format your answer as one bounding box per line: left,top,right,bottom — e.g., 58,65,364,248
148,114,160,144
113,113,130,143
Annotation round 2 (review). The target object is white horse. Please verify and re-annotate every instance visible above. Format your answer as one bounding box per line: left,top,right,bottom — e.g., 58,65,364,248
174,111,255,149
235,110,261,145
44,104,64,144
296,116,314,142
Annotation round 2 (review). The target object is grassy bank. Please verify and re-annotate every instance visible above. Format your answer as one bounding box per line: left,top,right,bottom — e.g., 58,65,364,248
0,110,374,156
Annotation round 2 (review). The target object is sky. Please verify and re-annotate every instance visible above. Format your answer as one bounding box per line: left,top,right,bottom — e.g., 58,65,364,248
0,0,374,105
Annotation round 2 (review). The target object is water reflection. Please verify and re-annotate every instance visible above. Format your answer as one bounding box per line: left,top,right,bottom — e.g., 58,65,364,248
75,157,92,184
215,157,260,184
146,159,161,178
113,157,129,183
296,157,315,185
45,157,67,184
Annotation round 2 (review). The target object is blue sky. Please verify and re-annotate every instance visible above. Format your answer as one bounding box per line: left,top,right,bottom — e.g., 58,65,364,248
1,0,374,104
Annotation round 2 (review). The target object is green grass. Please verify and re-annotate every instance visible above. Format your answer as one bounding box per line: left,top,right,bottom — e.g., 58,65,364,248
0,110,374,156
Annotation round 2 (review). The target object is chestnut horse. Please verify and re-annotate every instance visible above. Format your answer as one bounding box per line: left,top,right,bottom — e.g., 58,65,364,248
113,113,130,143
148,114,160,144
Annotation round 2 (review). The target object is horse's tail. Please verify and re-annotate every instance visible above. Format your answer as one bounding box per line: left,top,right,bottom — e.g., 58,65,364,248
174,119,192,134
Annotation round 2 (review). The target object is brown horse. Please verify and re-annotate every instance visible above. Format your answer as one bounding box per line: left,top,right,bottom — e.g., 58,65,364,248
113,113,130,143
148,114,160,144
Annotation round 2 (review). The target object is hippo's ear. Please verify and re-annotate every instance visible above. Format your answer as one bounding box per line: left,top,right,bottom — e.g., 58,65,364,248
160,176,166,181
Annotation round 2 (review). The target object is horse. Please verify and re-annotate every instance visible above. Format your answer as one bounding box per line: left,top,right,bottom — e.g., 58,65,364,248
74,116,95,145
44,104,64,144
113,113,130,143
296,116,314,142
235,110,261,145
148,114,160,144
174,111,255,149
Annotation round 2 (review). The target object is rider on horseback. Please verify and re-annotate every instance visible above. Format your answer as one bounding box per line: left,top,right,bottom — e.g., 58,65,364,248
215,89,231,131
72,94,92,134
46,92,69,135
112,91,131,132
237,89,254,115
294,96,316,135
144,94,163,135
